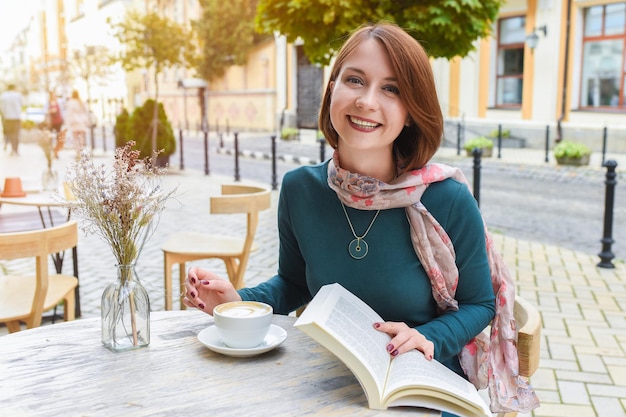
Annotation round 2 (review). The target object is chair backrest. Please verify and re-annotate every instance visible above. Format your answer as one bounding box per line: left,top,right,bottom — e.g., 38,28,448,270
0,221,78,324
210,184,272,215
514,296,541,377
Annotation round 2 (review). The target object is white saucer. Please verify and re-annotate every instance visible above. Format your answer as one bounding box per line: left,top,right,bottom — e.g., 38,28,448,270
197,324,287,357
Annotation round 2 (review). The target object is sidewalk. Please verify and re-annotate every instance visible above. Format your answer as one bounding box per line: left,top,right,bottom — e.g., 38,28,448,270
1,137,626,417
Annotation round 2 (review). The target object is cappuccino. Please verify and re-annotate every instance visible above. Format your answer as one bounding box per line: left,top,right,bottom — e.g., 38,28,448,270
215,302,271,318
213,301,273,349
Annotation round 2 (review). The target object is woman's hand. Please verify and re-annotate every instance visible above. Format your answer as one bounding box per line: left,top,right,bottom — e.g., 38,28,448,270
182,267,241,315
373,321,434,360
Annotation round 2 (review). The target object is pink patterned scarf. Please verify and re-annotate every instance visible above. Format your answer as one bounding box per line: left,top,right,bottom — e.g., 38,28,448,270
327,152,539,413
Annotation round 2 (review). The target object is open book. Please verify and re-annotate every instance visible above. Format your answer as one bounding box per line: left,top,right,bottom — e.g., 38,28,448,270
294,283,491,417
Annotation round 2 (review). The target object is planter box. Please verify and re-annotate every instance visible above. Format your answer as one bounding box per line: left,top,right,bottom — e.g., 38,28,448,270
556,154,590,166
465,147,492,158
491,136,526,149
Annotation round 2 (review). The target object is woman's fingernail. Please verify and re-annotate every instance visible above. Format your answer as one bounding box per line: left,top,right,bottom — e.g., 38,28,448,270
201,280,210,285
391,350,399,357
386,344,394,352
373,323,380,328
198,303,205,310
427,354,433,360
190,277,197,284
189,291,196,298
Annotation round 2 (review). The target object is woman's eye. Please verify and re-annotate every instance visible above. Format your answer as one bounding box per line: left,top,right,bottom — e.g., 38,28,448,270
384,85,400,95
346,76,363,85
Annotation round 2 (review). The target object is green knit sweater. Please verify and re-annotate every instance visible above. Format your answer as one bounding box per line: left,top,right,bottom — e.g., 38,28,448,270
239,161,495,375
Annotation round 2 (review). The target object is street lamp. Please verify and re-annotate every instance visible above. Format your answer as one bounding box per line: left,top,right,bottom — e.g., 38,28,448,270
526,25,547,50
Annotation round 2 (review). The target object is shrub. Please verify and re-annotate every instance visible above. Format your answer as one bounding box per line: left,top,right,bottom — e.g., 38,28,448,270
121,99,176,159
553,140,592,159
463,136,493,152
488,128,510,138
114,108,130,149
280,127,299,140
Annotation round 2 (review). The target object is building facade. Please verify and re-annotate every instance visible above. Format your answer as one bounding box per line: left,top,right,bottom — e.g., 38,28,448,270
2,0,625,152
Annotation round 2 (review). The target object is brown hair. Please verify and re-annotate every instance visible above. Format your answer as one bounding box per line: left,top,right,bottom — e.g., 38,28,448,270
318,22,443,171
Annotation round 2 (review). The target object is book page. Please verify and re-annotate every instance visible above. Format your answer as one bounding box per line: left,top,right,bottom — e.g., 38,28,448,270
385,350,490,415
323,293,391,388
295,283,392,397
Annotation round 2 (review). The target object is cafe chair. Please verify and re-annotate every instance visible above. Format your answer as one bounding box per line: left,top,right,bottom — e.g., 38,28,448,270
495,295,542,417
162,184,271,310
0,221,79,333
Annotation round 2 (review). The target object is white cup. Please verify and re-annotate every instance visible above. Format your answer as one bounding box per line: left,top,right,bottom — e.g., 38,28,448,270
213,301,273,349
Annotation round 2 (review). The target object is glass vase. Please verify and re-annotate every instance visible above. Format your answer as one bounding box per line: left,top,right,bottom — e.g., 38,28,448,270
41,167,58,191
101,264,150,352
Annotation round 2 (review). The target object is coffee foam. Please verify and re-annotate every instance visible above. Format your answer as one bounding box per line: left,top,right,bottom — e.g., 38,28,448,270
217,303,270,317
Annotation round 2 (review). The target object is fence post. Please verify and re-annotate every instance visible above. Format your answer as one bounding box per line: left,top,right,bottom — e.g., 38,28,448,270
497,124,502,159
598,160,618,268
456,122,461,156
178,129,184,171
101,125,107,152
545,125,550,162
472,148,482,207
203,130,209,175
601,126,608,166
234,132,240,182
319,138,326,163
271,135,278,190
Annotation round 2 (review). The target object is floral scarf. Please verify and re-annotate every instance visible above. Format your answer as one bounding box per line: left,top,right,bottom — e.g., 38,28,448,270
327,152,539,413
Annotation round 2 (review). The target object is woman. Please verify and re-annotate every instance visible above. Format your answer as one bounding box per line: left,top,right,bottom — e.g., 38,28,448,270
184,22,537,414
64,90,90,153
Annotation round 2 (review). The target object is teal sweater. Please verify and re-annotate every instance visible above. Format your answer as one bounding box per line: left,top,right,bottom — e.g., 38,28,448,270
239,161,495,375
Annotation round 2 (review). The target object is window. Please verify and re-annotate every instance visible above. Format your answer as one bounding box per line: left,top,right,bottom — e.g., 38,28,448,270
580,3,626,109
496,16,526,107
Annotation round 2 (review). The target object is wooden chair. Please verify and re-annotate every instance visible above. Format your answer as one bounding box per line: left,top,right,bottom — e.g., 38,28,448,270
495,295,542,417
161,184,271,310
0,221,79,333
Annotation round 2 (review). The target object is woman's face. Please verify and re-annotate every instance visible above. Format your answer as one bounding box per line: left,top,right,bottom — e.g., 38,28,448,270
329,38,409,154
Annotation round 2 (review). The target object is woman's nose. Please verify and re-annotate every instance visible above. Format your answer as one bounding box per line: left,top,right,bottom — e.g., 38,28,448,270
355,88,378,111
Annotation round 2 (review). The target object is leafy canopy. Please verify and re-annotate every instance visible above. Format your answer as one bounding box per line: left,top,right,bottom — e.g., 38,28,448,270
110,10,194,81
255,0,504,65
193,0,269,82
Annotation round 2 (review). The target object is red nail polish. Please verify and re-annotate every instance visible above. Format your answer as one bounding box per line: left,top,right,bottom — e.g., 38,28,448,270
190,277,197,284
391,350,398,357
198,303,205,310
190,292,196,298
373,323,380,328
201,280,210,285
386,344,394,352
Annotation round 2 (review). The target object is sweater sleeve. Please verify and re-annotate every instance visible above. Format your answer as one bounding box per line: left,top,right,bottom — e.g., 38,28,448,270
237,171,312,314
415,181,496,364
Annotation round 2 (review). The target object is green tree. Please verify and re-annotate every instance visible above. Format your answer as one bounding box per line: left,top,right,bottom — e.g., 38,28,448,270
110,11,193,159
255,0,504,65
192,0,268,82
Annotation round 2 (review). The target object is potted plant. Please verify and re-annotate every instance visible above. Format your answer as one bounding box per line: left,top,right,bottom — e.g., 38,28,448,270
553,140,592,166
280,127,299,141
463,136,494,157
114,108,131,149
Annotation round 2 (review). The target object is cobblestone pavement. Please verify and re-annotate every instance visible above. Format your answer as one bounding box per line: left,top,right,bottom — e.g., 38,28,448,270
2,131,626,416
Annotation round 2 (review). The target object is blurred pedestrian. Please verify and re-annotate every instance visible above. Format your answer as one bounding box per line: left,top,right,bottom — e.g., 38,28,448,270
0,83,23,156
64,90,90,155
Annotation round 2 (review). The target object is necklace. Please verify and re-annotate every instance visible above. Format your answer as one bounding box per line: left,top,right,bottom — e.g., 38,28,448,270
340,202,381,260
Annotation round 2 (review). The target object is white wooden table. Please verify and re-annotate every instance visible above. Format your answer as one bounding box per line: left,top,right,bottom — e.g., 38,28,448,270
0,310,439,416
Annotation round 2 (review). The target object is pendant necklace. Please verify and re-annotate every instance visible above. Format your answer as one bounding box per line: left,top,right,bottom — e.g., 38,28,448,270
340,202,381,260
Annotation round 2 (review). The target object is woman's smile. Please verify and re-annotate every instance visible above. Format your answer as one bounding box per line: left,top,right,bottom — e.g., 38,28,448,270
348,115,380,131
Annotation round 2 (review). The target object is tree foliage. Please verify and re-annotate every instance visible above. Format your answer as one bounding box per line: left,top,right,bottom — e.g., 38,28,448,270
192,0,269,82
110,11,192,158
110,10,194,99
255,0,504,65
